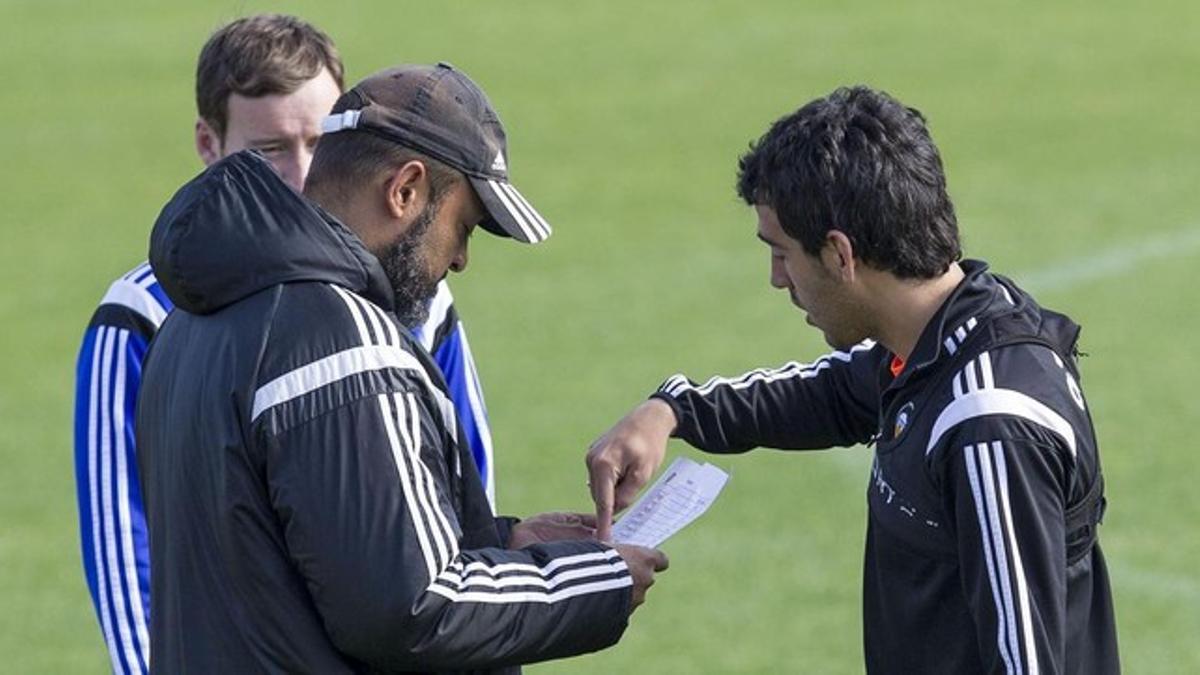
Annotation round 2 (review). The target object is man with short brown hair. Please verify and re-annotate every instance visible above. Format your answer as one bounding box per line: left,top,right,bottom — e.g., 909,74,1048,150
191,14,343,191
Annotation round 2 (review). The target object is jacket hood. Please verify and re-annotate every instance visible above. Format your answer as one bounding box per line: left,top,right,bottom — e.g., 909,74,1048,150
149,150,394,315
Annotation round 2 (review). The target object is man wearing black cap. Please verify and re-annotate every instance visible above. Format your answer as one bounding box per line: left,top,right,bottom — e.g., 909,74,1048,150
136,63,668,673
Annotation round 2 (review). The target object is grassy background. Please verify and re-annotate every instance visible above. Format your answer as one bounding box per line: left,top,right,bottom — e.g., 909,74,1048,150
1,0,1197,672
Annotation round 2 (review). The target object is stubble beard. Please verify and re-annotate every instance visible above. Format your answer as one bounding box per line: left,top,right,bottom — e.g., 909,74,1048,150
378,203,440,330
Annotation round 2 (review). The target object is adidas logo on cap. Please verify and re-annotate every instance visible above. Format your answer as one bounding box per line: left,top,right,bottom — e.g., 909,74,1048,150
491,151,507,173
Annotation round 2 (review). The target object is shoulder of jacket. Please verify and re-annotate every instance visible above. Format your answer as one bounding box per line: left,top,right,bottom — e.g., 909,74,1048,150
925,339,1089,464
95,266,171,329
251,283,454,435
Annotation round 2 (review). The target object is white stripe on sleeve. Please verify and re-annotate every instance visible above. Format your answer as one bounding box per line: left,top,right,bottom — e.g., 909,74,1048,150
329,285,459,444
979,352,996,390
665,341,876,399
331,286,371,343
98,328,143,673
964,360,980,394
112,331,151,662
377,393,440,581
991,441,1040,674
977,442,1025,675
428,577,632,604
438,551,628,591
397,392,457,570
446,549,622,579
926,388,1077,457
251,345,425,421
87,328,124,675
966,443,1018,674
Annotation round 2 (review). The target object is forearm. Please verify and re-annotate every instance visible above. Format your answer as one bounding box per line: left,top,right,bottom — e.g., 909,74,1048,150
654,350,879,452
326,541,632,670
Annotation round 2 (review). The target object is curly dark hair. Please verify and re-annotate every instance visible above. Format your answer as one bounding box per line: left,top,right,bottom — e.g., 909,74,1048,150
737,86,961,279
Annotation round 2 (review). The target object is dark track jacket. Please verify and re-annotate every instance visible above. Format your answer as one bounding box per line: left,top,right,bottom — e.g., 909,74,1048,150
136,151,632,674
653,261,1118,674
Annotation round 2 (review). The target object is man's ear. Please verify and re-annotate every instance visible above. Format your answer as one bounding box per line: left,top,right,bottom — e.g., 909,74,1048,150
194,118,222,167
823,230,857,282
384,160,429,223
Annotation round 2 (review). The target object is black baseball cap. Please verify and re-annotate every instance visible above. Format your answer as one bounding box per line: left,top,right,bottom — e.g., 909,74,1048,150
320,62,551,244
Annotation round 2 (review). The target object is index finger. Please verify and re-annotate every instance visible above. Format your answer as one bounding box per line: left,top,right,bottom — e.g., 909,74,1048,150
588,466,616,542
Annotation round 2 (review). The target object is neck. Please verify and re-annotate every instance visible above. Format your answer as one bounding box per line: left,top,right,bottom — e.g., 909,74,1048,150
305,188,382,254
868,263,965,361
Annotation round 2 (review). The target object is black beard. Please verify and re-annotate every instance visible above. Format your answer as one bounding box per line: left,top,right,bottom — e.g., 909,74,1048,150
377,203,439,329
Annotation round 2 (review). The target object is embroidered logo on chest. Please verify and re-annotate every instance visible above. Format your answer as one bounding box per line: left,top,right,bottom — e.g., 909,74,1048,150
893,401,915,439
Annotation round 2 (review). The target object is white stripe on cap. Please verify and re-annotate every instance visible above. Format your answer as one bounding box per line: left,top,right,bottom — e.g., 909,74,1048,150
321,110,362,134
498,181,551,241
485,179,540,242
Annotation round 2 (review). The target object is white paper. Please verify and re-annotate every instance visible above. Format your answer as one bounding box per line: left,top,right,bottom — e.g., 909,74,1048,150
611,456,730,548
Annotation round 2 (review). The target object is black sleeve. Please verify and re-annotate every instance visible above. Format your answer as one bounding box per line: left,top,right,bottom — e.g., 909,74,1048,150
652,340,883,453
261,381,632,671
925,340,1093,675
933,415,1071,675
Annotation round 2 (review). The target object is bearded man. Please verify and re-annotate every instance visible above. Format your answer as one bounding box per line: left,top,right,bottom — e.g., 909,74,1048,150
136,63,667,673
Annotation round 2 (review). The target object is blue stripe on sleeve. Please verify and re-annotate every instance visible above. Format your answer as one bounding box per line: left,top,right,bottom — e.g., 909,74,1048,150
74,326,103,619
432,324,494,502
122,334,152,626
143,280,173,317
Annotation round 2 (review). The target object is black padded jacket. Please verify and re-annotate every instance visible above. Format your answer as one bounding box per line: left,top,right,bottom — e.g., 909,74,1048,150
137,151,632,674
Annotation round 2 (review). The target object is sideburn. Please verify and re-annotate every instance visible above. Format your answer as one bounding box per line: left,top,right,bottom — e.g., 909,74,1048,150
378,202,439,329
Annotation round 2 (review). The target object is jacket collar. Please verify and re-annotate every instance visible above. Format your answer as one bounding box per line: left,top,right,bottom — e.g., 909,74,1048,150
888,259,1016,387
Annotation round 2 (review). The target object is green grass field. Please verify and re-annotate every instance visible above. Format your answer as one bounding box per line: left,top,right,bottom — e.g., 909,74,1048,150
2,1,1198,672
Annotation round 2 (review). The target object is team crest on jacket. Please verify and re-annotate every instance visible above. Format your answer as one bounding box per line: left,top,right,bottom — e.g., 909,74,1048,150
893,401,915,438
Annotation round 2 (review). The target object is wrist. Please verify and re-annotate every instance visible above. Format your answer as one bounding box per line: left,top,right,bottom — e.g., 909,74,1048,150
641,396,679,437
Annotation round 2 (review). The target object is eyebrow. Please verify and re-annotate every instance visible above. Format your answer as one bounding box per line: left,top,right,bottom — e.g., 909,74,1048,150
757,232,784,248
245,136,301,147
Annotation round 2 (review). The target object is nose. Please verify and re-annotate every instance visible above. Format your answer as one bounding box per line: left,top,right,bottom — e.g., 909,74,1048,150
449,242,469,274
769,256,789,289
273,149,309,192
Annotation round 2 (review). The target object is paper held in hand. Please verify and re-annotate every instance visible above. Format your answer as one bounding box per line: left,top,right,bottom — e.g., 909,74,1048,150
611,456,730,548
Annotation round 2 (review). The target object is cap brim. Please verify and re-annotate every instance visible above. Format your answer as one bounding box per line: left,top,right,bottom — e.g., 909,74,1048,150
470,176,553,244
